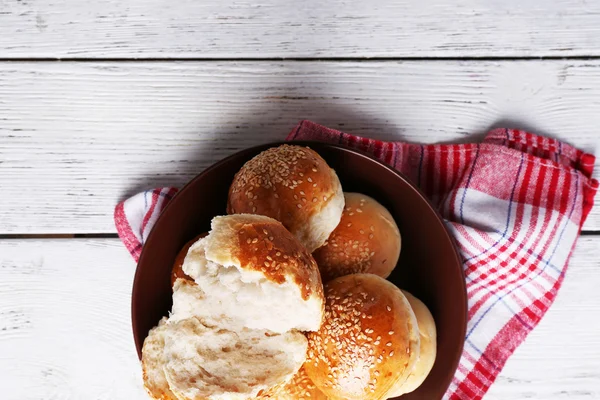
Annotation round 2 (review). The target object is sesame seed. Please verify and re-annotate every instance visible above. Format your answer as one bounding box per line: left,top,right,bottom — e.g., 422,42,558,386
313,183,317,187
307,177,313,182
369,233,374,239
246,238,251,244
386,306,392,311
389,351,395,357
357,208,363,213
370,226,375,231
252,238,258,244
252,206,257,212
312,197,318,202
386,342,392,347
323,196,327,201
312,168,318,172
297,204,302,208
347,223,352,227
389,331,394,335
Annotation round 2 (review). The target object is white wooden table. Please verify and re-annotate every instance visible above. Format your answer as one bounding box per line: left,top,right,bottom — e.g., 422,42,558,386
1,1,599,399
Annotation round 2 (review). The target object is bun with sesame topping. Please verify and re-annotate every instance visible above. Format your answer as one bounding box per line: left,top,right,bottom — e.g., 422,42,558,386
304,274,420,400
313,192,401,282
141,214,327,400
227,144,344,252
175,213,325,334
385,290,437,398
258,366,328,400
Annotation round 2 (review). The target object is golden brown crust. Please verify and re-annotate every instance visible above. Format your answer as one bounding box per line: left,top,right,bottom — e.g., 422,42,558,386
227,145,341,250
170,233,207,288
313,193,401,282
258,366,327,400
304,274,419,400
386,291,437,397
232,217,323,302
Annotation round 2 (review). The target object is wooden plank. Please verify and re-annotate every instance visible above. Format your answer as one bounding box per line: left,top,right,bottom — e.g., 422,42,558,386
0,239,144,399
0,237,598,399
0,61,598,234
1,0,600,58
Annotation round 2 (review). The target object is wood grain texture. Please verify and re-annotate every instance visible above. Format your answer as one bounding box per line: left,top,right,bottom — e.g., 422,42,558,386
0,60,598,234
0,239,143,400
1,0,600,58
0,237,598,399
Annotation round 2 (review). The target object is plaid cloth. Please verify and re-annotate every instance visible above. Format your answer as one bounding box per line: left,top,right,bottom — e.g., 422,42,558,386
115,120,597,399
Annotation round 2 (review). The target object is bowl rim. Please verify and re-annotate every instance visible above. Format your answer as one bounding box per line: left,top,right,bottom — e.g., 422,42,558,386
131,140,467,395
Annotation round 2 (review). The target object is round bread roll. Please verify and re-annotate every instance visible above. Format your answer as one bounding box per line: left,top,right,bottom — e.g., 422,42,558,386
386,291,437,398
175,214,325,333
141,318,178,400
258,366,327,400
170,233,207,288
313,192,401,282
304,274,420,400
227,144,344,252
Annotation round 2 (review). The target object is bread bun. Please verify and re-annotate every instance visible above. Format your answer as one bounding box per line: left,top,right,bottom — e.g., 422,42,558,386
162,317,308,400
175,214,324,333
304,274,420,400
227,145,344,252
386,291,437,397
141,318,178,400
258,366,327,400
313,192,401,282
170,233,207,288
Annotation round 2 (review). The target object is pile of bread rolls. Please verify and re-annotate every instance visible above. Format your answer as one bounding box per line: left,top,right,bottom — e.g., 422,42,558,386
141,144,437,400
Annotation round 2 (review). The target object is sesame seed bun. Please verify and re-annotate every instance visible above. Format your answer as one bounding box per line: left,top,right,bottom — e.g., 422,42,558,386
386,291,437,397
170,233,207,288
313,192,401,282
304,274,420,400
227,145,344,252
176,214,325,333
258,366,327,400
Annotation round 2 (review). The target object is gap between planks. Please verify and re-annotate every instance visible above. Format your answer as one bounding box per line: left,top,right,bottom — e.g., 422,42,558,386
3,56,600,63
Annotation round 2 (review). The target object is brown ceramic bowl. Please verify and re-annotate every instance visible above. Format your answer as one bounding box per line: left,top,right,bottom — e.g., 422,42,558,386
132,141,466,400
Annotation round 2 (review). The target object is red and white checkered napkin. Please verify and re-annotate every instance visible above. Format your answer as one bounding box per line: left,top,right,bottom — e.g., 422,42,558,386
115,120,597,399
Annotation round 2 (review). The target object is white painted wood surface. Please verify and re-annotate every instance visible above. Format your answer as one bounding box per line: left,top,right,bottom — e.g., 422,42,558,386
0,237,597,400
0,61,598,234
2,0,600,58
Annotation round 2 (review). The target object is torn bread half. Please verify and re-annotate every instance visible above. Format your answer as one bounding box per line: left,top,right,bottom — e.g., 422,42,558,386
176,214,324,333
